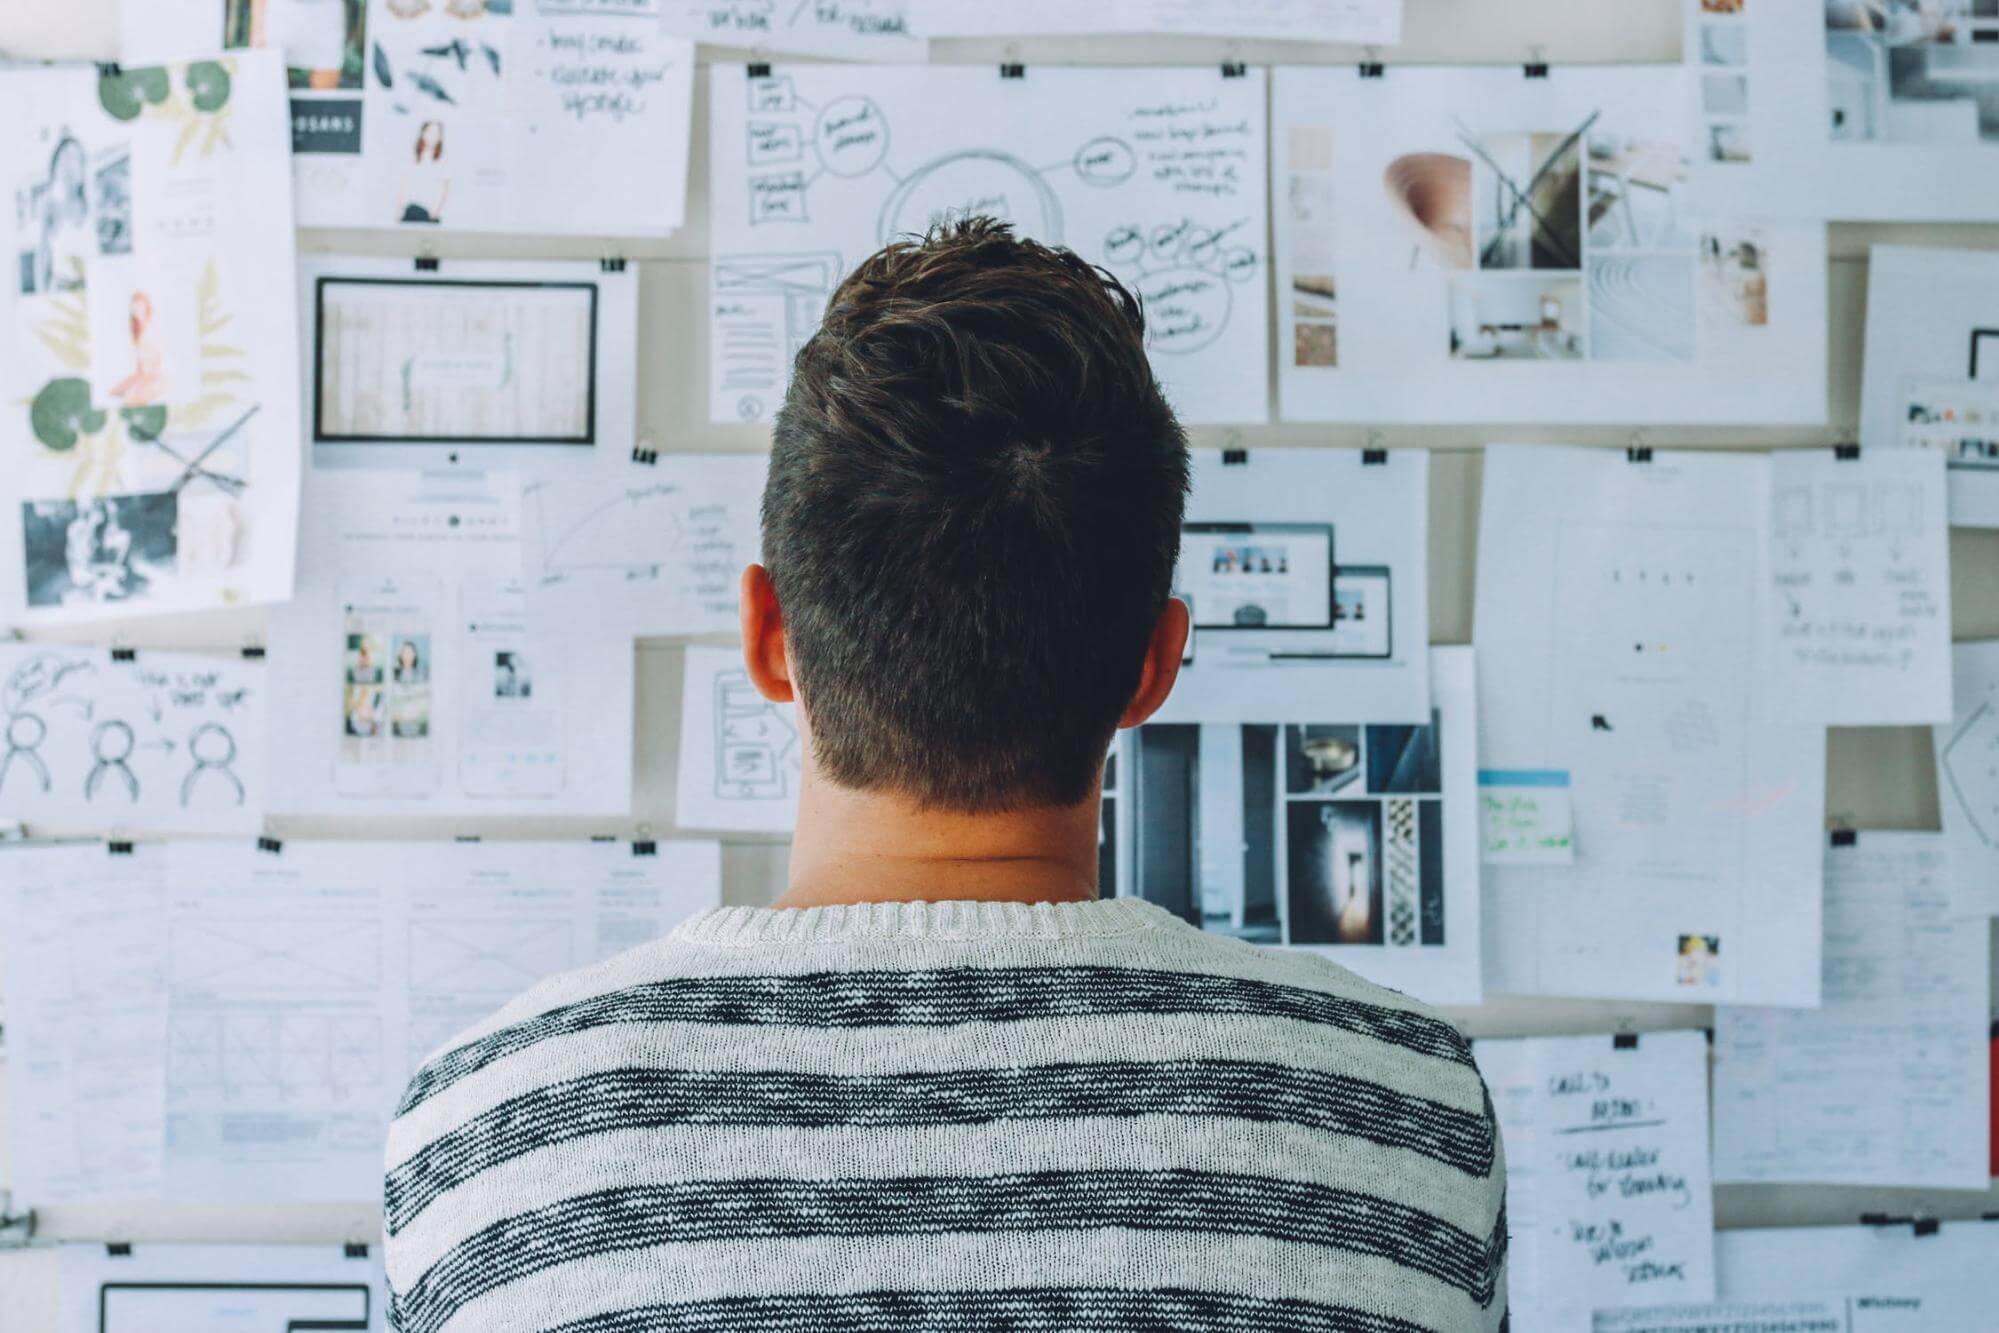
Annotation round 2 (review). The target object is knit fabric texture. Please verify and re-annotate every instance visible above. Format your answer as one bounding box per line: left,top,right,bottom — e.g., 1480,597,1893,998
384,897,1508,1333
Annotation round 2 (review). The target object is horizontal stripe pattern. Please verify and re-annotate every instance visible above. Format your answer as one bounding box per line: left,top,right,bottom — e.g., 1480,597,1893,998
387,1059,1495,1236
396,1170,1500,1333
533,1287,1445,1333
395,965,1474,1115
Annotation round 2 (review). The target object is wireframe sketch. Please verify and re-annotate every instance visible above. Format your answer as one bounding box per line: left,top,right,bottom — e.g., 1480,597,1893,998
182,721,247,806
169,916,382,992
714,666,799,800
713,251,843,421
1827,0,1999,145
86,718,141,802
168,1010,382,1099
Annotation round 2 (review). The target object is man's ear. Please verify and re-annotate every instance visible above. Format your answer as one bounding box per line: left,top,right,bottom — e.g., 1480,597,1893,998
739,564,795,704
1119,597,1190,729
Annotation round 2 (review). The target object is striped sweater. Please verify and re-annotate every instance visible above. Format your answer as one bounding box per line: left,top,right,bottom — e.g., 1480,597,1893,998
385,898,1508,1333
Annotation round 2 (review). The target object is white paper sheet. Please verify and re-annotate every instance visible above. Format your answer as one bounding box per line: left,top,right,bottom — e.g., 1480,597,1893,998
127,1,695,235
1271,65,1828,425
300,255,638,478
1476,445,1826,1006
1479,769,1576,865
708,63,1271,425
2,843,169,1206
522,452,765,638
59,1242,387,1333
664,0,923,60
1475,1030,1717,1327
1712,832,1990,1191
1766,449,1953,725
1111,646,1482,1004
676,644,801,833
0,53,303,625
1154,448,1429,724
267,469,634,818
1685,0,1999,222
1860,246,1999,528
1602,1219,1999,1331
0,644,266,835
1935,639,1999,919
913,0,1403,44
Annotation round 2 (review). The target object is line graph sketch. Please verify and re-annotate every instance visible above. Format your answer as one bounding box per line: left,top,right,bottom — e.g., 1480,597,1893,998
410,918,576,994
169,917,383,992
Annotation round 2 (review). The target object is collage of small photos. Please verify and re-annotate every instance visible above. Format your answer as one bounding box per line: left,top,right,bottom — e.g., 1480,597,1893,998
3,0,1999,1329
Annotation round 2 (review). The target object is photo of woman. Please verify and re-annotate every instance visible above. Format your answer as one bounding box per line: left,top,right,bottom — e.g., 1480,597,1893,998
109,291,166,406
399,121,450,225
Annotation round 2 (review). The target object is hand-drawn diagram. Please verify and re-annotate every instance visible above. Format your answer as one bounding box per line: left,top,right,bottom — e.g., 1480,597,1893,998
169,916,382,993
711,65,1271,424
0,645,265,832
411,918,575,995
715,666,800,801
168,1011,383,1101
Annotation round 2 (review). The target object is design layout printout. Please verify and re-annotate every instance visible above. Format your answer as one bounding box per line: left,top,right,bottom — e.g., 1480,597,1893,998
1154,448,1429,724
1766,448,1953,726
2,843,169,1204
912,0,1403,44
522,452,765,638
59,1242,387,1333
0,54,303,624
124,0,695,235
1476,446,1825,1006
303,255,636,477
708,64,1270,425
1936,639,1999,919
1112,647,1481,1005
0,644,266,835
664,0,922,60
1713,832,1991,1191
1475,1031,1717,1328
1860,246,1999,528
1598,1220,1999,1332
1685,0,1999,221
1271,64,1827,425
267,470,633,817
677,643,800,833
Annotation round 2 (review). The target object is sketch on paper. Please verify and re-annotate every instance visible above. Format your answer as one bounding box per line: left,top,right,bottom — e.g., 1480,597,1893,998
676,646,801,833
710,65,1271,424
714,666,799,802
663,0,921,60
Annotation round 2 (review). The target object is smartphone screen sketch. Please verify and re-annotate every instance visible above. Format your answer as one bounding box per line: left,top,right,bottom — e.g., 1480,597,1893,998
335,574,442,798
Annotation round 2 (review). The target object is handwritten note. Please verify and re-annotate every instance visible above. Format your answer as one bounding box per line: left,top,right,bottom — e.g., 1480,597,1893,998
1479,769,1576,865
1767,449,1953,725
1477,1031,1717,1326
664,0,922,60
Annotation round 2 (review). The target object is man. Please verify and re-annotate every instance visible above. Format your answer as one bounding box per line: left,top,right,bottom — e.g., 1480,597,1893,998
385,219,1507,1333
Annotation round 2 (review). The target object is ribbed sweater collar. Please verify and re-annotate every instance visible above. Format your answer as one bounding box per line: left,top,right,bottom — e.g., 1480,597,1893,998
675,896,1176,946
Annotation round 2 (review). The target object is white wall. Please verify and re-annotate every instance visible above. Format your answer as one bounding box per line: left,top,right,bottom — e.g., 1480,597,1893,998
3,0,1997,1318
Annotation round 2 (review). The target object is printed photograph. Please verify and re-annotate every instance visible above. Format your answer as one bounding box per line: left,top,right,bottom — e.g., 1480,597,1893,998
21,492,177,608
343,681,384,738
1470,130,1584,270
15,132,91,296
1705,121,1753,163
1699,231,1771,329
1285,725,1363,796
390,634,432,737
1365,715,1443,794
494,650,532,699
1447,275,1584,359
222,0,368,89
1702,72,1750,117
1676,933,1722,988
345,630,386,685
1292,273,1338,367
1827,0,1999,144
1589,255,1696,360
1383,151,1473,270
1702,0,1746,11
1128,725,1284,944
1584,136,1690,252
1287,800,1383,946
1700,23,1750,65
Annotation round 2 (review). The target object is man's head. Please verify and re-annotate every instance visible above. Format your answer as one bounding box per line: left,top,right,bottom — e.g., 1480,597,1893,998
746,217,1190,813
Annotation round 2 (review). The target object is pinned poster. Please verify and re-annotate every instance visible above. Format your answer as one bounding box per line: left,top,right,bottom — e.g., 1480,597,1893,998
58,1242,387,1332
1935,639,1999,919
0,54,303,624
1684,0,1999,221
676,644,801,834
0,644,266,835
1478,770,1575,866
708,63,1270,425
1271,64,1827,425
663,0,923,60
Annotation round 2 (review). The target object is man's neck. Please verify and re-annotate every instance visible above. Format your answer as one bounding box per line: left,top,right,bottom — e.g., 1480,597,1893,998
774,770,1102,910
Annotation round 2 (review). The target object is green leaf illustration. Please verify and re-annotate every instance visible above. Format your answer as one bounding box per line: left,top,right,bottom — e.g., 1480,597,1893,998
30,378,107,451
187,61,232,113
121,404,168,442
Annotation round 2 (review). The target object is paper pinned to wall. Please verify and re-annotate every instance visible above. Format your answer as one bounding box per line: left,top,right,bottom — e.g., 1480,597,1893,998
2,843,169,1206
1270,64,1828,425
1475,1030,1717,1327
522,452,766,638
663,0,923,60
1935,639,1999,920
1766,448,1953,725
0,53,303,625
708,63,1271,425
1478,769,1575,865
266,469,634,818
1713,832,1991,1191
58,1241,387,1333
0,644,266,835
1860,246,1999,528
912,0,1403,44
1153,448,1430,724
1476,445,1826,1006
677,644,801,833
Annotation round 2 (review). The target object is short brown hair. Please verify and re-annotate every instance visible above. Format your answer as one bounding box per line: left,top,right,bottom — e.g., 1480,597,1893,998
762,218,1188,811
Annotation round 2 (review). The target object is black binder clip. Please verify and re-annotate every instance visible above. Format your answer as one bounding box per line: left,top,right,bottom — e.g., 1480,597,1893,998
345,1241,371,1259
0,1206,35,1246
107,1241,133,1257
1222,448,1249,466
1362,448,1389,465
591,833,618,843
1913,1218,1941,1238
1831,828,1858,847
1000,63,1026,80
633,840,659,857
601,257,627,273
1221,62,1247,79
1612,1032,1640,1050
414,256,440,272
1626,446,1653,463
257,836,284,855
631,444,660,465
1358,61,1386,78
1834,443,1861,460
96,62,124,79
454,834,482,844
241,645,266,660
111,646,137,662
1524,62,1550,79
108,841,135,856
747,62,772,79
